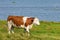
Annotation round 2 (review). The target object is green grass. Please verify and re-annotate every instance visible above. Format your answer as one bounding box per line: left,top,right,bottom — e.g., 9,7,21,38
0,20,60,40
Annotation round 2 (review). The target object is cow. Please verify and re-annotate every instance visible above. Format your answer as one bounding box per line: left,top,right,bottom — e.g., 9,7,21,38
7,15,40,35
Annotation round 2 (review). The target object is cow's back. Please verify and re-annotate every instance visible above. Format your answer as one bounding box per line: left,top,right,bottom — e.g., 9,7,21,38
7,16,24,26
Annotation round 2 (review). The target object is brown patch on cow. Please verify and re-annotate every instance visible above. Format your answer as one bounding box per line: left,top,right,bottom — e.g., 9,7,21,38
25,17,35,27
7,15,24,26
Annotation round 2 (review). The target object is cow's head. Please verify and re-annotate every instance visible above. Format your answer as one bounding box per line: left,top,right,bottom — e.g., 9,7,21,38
33,17,40,25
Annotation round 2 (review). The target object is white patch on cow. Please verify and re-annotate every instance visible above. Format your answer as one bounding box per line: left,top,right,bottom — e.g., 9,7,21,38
20,25,25,28
23,17,29,24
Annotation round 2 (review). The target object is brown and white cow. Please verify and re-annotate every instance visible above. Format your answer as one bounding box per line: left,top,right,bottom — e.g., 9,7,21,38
7,15,40,34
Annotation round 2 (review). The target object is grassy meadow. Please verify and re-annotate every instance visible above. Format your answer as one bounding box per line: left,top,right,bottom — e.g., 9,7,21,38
0,20,60,40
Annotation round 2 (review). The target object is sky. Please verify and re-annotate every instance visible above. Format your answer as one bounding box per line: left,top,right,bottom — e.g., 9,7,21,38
0,0,60,21
0,0,60,7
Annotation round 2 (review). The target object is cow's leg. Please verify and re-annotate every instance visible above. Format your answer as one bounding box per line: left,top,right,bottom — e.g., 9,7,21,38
25,26,30,36
8,21,12,34
11,26,14,34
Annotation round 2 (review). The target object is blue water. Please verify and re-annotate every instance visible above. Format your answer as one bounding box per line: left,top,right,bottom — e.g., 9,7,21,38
0,0,60,22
